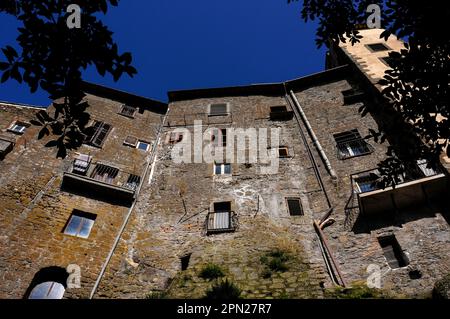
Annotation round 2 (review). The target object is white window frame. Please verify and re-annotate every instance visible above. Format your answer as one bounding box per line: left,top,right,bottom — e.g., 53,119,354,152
136,140,151,152
8,121,29,134
213,163,231,175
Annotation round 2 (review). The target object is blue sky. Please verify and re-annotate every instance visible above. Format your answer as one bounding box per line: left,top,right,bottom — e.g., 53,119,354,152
0,1,326,106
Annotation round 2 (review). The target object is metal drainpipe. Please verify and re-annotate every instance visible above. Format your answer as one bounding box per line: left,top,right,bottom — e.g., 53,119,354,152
289,90,338,181
89,108,169,299
285,86,346,287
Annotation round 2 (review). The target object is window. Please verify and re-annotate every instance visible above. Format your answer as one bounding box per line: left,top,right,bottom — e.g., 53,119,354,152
72,153,92,175
85,121,112,148
270,105,294,120
137,141,151,152
212,128,227,147
29,281,65,299
417,159,437,177
214,163,231,175
367,43,390,52
125,174,141,191
334,129,372,159
0,138,13,159
180,254,191,271
119,105,137,118
207,202,233,233
91,164,119,184
354,174,379,193
286,198,303,216
341,88,365,104
8,121,29,135
380,57,394,67
63,210,96,239
209,103,229,116
278,147,289,158
123,136,138,147
271,106,287,113
378,235,409,269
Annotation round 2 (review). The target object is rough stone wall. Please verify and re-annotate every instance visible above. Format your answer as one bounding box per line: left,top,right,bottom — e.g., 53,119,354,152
292,80,450,297
0,95,164,299
95,95,330,298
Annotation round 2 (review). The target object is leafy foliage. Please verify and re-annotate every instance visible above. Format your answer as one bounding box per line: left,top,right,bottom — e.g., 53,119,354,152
260,249,291,278
199,263,225,280
324,282,396,299
0,1,137,158
204,279,241,299
288,0,450,184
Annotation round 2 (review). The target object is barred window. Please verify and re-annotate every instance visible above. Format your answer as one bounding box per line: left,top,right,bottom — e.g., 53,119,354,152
125,174,141,191
91,164,119,184
334,129,372,159
119,105,137,118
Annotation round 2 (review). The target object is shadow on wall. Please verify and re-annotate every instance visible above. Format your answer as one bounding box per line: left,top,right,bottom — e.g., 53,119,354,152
23,266,69,299
351,204,445,234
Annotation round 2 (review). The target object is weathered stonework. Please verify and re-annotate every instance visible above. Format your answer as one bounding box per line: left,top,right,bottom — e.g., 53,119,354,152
0,31,448,299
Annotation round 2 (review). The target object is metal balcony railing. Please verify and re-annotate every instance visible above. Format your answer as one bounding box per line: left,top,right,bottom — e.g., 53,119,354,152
62,158,142,205
206,211,236,234
345,159,447,219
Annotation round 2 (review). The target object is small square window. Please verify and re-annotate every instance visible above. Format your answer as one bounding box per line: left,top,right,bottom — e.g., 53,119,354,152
278,147,289,158
214,163,231,175
137,141,151,151
8,121,29,135
0,138,13,159
64,210,96,239
367,43,390,52
334,129,373,159
378,235,409,269
380,57,394,67
209,103,229,116
124,136,138,147
119,105,137,118
286,198,303,216
270,106,287,113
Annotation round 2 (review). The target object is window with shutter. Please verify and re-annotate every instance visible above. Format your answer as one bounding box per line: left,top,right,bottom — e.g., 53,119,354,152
85,121,112,148
91,164,119,184
119,105,137,118
209,103,228,116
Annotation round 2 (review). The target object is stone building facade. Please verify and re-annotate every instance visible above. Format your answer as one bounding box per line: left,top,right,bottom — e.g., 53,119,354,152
0,30,449,299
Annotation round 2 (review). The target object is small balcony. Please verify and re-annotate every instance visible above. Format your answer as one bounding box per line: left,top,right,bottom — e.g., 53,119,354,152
206,211,236,235
348,160,447,216
61,155,141,206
